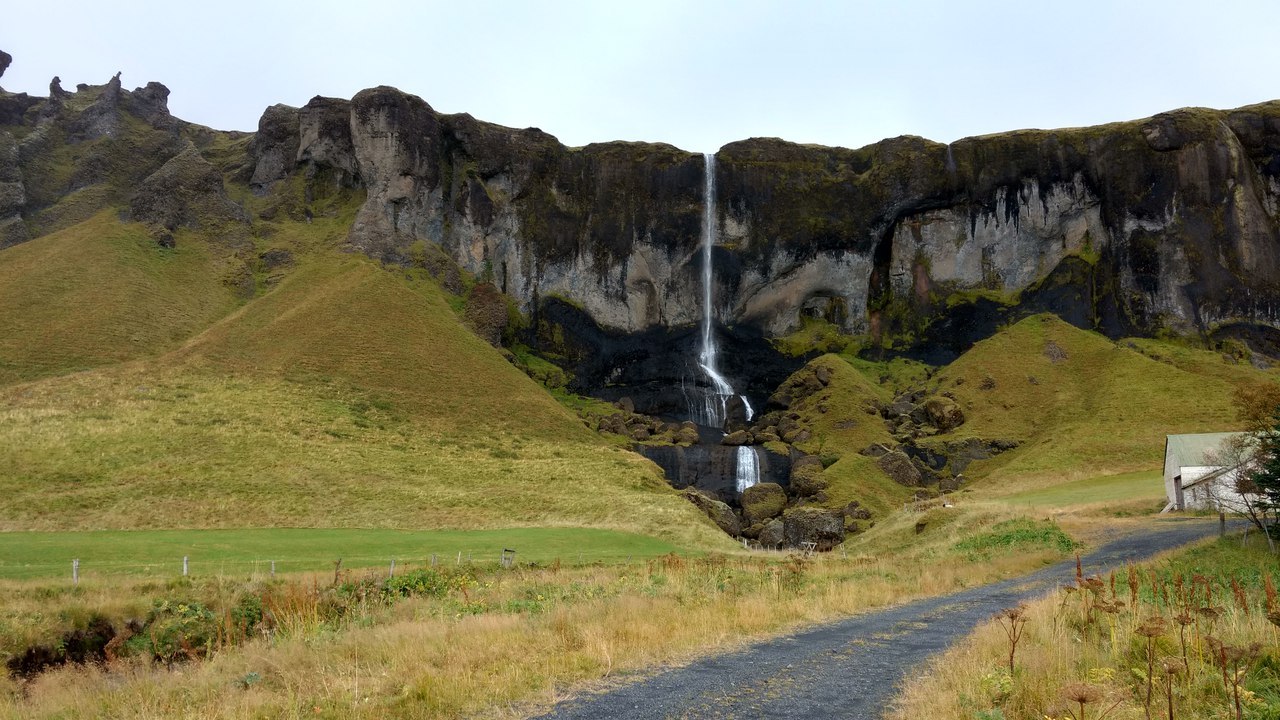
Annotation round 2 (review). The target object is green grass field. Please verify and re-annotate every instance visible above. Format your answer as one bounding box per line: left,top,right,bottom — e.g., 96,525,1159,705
0,527,680,580
996,469,1165,509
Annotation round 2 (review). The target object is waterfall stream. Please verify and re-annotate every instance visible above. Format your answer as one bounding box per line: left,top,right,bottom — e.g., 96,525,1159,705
735,445,760,493
690,153,759,491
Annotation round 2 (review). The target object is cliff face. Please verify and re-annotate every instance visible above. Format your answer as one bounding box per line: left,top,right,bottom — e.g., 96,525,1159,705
245,88,1280,357
249,87,706,333
5,60,1279,400
717,108,1280,344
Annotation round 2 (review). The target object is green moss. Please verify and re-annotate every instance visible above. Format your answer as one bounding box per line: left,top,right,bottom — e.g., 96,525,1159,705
943,287,1019,309
770,316,859,357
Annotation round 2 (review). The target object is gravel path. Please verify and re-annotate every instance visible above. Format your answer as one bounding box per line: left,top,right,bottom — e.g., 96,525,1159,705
534,519,1226,720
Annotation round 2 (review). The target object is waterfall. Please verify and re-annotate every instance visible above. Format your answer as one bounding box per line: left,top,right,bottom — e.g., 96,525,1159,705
688,153,754,429
735,446,760,493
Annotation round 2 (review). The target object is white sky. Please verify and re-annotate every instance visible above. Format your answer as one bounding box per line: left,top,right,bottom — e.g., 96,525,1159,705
3,1,1279,153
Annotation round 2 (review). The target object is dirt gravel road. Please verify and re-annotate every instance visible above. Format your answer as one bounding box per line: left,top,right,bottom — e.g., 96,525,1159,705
534,519,1225,720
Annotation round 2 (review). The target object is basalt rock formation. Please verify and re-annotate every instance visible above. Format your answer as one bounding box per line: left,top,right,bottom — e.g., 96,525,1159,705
239,88,1280,403
5,52,1280,407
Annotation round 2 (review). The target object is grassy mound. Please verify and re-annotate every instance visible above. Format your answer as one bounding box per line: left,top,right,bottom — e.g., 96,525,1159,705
773,354,913,517
935,315,1265,491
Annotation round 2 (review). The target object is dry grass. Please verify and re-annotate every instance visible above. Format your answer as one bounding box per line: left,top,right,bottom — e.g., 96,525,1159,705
889,534,1280,720
0,505,1091,719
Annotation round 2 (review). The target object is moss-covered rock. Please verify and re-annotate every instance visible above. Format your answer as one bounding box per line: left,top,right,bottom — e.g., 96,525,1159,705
922,396,965,432
877,450,921,487
680,488,740,537
741,482,787,525
781,507,844,550
758,518,784,547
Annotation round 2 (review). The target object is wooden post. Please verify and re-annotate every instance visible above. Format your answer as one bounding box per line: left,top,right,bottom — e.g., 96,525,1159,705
270,560,276,577
389,559,396,579
456,551,461,565
333,558,342,585
182,556,188,576
1220,511,1227,537
72,558,79,585
430,554,436,567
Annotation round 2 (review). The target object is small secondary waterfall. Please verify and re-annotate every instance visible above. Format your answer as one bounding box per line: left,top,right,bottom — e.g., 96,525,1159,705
735,446,760,493
688,153,759,491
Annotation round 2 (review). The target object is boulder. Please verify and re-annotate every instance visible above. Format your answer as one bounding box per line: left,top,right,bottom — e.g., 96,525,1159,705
721,429,751,446
754,430,781,444
860,443,893,458
680,488,741,537
782,428,811,444
878,450,921,486
0,50,9,79
614,396,635,414
782,507,844,550
675,426,700,446
789,465,829,496
758,518,784,547
791,454,823,472
923,396,965,432
814,365,832,385
741,482,787,524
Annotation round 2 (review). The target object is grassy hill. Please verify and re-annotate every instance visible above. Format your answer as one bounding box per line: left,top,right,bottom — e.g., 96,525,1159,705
0,206,730,549
0,212,243,385
932,314,1274,493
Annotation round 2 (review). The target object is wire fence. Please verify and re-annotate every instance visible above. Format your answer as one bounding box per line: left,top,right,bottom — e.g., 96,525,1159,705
1,548,651,583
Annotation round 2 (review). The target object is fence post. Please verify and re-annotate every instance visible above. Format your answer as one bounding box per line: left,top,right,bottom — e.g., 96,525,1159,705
333,558,342,585
72,558,79,585
270,560,276,577
389,558,396,579
456,551,461,565
430,554,436,567
183,556,188,576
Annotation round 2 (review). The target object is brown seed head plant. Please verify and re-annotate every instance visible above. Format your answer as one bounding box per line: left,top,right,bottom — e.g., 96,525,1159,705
1172,612,1194,671
1135,616,1168,719
1160,657,1183,720
1060,681,1121,720
995,604,1029,675
1206,638,1263,720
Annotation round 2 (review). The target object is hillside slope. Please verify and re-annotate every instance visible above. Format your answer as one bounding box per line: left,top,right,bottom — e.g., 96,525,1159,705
0,212,243,385
933,314,1273,491
0,208,730,548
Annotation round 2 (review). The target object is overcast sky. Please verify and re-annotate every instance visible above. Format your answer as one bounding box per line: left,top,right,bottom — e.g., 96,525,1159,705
3,1,1278,152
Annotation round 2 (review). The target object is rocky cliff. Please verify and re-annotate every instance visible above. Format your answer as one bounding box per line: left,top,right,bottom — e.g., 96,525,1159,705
4,54,1279,408
239,86,1280,400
